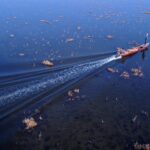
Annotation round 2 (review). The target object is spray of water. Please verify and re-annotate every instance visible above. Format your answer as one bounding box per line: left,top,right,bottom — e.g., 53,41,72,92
0,55,121,107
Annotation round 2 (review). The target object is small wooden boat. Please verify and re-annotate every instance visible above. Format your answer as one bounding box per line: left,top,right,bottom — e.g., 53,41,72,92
117,43,149,57
116,33,149,58
120,43,149,57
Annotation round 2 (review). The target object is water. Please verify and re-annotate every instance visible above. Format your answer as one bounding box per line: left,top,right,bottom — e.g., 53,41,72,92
1,0,150,75
0,0,150,149
0,55,121,121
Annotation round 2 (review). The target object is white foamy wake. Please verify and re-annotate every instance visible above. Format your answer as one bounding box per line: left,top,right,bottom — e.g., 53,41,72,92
0,55,121,107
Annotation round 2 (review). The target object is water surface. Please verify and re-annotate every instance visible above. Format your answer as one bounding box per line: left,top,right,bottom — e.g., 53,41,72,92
0,0,150,149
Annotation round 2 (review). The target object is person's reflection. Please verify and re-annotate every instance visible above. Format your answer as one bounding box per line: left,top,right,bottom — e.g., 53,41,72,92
142,51,145,60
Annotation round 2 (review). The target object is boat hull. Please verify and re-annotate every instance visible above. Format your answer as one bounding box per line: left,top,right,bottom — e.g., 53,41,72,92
121,43,149,57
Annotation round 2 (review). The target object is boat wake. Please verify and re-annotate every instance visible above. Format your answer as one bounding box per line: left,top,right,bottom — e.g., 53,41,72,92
0,55,121,119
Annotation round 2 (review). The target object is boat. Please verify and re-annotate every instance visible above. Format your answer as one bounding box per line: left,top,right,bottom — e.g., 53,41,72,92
120,43,149,57
117,33,149,58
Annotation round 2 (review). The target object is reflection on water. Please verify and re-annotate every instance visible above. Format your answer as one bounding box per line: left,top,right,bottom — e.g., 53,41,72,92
142,51,146,60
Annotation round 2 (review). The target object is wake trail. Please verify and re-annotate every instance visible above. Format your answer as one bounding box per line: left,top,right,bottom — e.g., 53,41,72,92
0,55,121,108
0,51,115,86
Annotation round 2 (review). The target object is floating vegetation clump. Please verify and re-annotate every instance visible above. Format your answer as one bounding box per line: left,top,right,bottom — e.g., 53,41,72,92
23,117,37,130
42,60,54,67
107,67,118,73
120,71,130,79
131,68,143,77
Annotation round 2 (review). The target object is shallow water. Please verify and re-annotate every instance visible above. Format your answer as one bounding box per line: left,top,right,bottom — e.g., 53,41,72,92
0,0,150,149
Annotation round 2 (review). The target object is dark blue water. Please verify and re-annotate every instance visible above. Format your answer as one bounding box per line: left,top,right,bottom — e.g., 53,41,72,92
0,0,150,149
